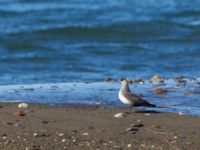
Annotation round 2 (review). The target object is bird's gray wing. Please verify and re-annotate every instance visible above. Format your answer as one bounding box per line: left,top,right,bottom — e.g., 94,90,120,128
125,92,154,106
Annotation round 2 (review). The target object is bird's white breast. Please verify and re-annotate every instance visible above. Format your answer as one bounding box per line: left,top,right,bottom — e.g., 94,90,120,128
118,91,131,105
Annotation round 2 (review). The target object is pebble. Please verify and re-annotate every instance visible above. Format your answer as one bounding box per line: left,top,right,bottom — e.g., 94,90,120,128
133,79,144,84
114,113,126,118
82,132,89,136
171,140,176,144
127,144,132,148
131,123,144,128
140,144,146,147
58,133,64,137
144,113,151,116
173,136,178,139
178,112,184,115
174,85,181,89
1,134,7,139
14,111,26,117
183,90,190,95
152,125,161,129
18,103,29,108
104,77,112,82
151,75,163,81
61,139,66,142
41,119,48,124
95,102,102,105
154,88,168,94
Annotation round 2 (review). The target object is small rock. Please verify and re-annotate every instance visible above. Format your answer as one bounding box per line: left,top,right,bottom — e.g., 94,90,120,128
131,123,144,128
7,122,13,125
144,113,151,116
127,144,132,148
151,145,155,148
72,130,78,134
41,119,48,124
178,112,184,115
82,132,89,136
114,113,126,118
104,77,112,82
173,136,178,139
154,88,168,94
175,76,186,83
88,126,95,129
174,85,181,89
133,79,144,84
1,133,7,137
14,111,26,117
192,90,200,94
152,125,161,129
171,140,176,144
18,103,29,108
95,102,102,105
140,144,146,147
61,139,66,142
58,133,64,137
151,75,163,81
183,91,190,95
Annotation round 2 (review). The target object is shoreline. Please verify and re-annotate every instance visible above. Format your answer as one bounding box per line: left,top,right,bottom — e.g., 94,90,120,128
1,81,200,116
0,102,200,149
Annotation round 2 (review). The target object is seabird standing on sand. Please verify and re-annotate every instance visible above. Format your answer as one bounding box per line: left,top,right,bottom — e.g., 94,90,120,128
119,79,156,107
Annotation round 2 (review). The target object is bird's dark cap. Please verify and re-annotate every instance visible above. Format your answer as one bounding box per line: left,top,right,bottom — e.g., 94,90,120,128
120,77,128,82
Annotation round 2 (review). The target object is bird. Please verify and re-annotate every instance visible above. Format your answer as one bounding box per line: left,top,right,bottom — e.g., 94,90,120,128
119,78,156,107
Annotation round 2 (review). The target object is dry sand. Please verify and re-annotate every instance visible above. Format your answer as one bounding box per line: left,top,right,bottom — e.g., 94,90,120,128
0,103,200,150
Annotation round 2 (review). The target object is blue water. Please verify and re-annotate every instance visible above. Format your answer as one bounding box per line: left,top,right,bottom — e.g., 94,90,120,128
0,0,200,115
0,0,200,84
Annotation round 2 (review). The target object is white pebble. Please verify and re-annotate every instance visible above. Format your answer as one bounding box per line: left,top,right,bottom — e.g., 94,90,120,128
173,136,178,139
178,112,184,115
58,133,64,137
82,132,89,136
33,133,38,137
144,113,151,116
61,139,66,142
18,103,29,108
127,144,132,148
114,113,126,118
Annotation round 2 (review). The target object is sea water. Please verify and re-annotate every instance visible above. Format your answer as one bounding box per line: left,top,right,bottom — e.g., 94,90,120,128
0,0,200,115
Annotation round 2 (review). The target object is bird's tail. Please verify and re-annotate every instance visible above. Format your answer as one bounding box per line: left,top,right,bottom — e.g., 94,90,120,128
147,103,156,107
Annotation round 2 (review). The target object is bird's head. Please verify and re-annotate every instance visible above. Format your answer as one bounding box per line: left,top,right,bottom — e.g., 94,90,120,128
119,78,128,85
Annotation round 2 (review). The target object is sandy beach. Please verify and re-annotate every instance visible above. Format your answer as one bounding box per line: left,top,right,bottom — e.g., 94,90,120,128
0,103,199,150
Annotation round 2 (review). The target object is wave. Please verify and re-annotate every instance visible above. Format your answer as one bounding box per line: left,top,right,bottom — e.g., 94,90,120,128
4,20,194,38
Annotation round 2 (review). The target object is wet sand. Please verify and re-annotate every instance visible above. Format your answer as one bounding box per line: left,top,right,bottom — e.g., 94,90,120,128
0,103,200,150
